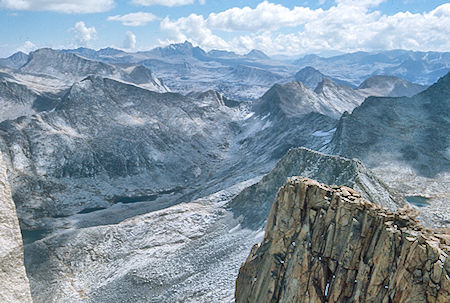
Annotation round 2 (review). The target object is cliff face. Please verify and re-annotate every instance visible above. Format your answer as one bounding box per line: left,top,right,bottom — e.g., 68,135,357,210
236,177,449,303
0,150,32,303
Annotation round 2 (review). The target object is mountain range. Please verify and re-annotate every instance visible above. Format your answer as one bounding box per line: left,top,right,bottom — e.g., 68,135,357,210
0,43,448,302
1,43,446,100
295,49,450,86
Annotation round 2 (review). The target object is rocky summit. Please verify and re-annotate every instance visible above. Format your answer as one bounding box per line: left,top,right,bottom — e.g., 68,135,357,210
236,177,449,303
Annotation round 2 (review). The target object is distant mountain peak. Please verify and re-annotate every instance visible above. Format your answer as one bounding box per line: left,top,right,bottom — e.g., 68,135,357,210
72,47,94,52
151,40,207,59
295,66,326,89
97,47,126,56
358,74,427,97
9,51,28,58
358,75,405,89
167,40,194,50
298,66,320,73
253,81,320,118
295,66,354,89
246,49,270,60
0,51,29,69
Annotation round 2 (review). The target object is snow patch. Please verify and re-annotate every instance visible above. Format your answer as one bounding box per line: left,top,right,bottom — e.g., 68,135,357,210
261,113,270,120
228,224,241,233
244,112,255,120
312,128,336,137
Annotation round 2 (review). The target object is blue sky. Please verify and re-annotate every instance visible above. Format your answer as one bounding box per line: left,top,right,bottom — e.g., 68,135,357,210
1,0,449,57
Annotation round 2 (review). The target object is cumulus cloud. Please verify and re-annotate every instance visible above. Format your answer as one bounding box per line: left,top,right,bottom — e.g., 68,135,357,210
108,12,159,26
123,31,137,49
160,14,229,50
132,0,194,7
72,21,97,45
207,1,319,32
0,0,114,13
159,1,450,55
16,41,37,53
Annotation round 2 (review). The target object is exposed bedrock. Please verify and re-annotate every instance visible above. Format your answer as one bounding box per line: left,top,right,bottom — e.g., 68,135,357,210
236,177,449,303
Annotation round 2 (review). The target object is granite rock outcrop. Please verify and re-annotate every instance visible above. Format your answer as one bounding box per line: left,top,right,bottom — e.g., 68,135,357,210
236,177,449,303
0,150,32,303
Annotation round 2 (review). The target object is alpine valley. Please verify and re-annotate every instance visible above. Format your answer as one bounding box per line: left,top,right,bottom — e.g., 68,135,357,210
0,42,448,303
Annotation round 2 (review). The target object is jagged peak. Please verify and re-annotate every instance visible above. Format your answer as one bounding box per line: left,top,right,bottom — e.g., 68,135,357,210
165,40,194,50
296,65,322,74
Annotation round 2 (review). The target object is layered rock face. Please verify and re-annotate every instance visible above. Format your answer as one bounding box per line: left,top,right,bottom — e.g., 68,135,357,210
0,150,32,303
236,177,449,303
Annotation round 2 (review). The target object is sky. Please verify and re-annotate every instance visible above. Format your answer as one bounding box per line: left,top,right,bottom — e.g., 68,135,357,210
0,0,449,57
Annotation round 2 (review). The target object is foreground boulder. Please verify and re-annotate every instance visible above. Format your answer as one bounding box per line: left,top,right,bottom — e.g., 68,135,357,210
0,150,32,303
236,177,449,303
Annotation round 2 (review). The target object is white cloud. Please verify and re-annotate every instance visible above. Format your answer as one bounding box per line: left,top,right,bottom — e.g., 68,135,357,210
132,0,194,7
159,2,450,55
0,0,114,13
108,12,159,26
335,0,386,8
72,21,97,45
16,41,37,53
207,1,319,32
123,31,137,49
160,14,229,50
